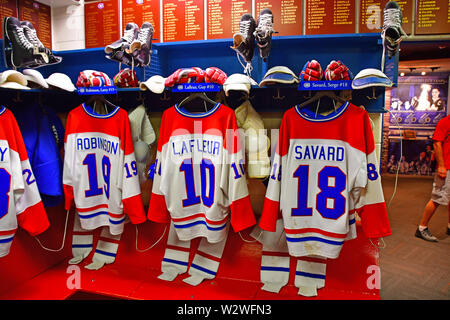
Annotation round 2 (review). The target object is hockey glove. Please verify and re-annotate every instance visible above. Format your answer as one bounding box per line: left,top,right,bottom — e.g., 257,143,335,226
324,60,353,80
300,60,323,81
164,67,205,87
204,67,228,85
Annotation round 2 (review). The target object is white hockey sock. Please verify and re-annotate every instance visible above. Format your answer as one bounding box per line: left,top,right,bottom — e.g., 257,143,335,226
183,233,228,286
294,256,327,297
69,213,93,265
159,222,190,281
260,250,290,293
85,227,121,270
259,218,290,293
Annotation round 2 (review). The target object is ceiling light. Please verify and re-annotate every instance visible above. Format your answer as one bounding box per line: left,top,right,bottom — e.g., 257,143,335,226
421,71,426,76
400,72,405,76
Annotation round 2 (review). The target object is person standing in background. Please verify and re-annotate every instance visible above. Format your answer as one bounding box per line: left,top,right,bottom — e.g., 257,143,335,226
415,115,450,241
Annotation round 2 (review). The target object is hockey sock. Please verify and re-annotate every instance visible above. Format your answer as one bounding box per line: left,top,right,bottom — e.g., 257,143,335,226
294,256,327,297
69,213,93,264
158,222,190,281
259,219,290,293
183,232,228,286
85,227,121,270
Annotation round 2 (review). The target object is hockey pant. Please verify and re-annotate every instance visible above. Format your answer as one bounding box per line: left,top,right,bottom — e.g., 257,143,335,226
158,221,228,286
250,219,327,297
69,213,121,270
234,100,271,179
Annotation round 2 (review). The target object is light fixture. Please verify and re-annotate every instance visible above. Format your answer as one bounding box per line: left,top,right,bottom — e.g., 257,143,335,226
421,71,426,76
430,67,439,72
400,72,405,76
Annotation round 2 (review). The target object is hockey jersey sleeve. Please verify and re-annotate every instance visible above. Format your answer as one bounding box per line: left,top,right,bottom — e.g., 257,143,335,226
118,115,147,224
148,111,171,223
259,114,287,232
220,112,256,232
62,111,75,211
8,112,49,237
352,113,391,238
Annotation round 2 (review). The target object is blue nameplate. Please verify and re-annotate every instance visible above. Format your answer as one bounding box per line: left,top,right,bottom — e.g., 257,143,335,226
172,83,221,92
298,80,352,91
77,86,118,95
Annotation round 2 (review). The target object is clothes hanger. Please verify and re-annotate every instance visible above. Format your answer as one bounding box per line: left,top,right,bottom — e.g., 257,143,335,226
297,90,348,118
86,94,116,114
178,92,217,112
297,90,346,109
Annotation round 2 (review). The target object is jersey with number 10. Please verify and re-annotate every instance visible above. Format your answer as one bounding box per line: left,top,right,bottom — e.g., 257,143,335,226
148,103,256,243
0,106,50,257
63,104,146,235
260,102,392,259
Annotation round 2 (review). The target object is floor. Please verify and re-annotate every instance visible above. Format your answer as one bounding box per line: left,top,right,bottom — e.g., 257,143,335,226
380,174,450,300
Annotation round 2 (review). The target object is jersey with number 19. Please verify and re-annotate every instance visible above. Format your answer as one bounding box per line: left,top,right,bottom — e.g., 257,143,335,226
148,103,256,243
63,104,146,235
260,102,392,259
0,106,50,257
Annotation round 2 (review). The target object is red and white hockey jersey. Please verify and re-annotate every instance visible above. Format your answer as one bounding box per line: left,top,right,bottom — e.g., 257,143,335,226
63,104,146,235
148,103,256,243
0,106,50,257
260,102,391,259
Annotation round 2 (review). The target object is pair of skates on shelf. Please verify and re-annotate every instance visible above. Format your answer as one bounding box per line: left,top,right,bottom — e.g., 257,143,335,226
3,16,61,69
105,22,154,67
231,1,406,69
231,8,275,70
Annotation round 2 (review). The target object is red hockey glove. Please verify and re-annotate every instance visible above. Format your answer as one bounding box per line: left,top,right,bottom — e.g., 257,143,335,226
113,68,139,88
300,60,323,81
325,60,352,80
164,67,205,87
204,67,228,85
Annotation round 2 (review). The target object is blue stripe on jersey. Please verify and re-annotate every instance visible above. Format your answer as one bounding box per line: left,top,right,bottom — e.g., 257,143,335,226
0,106,5,115
261,266,290,272
0,236,14,243
295,271,326,280
95,249,116,257
72,244,93,248
78,211,109,219
175,102,221,118
82,103,120,119
190,263,216,276
349,218,356,225
162,257,189,266
174,220,227,231
285,236,344,246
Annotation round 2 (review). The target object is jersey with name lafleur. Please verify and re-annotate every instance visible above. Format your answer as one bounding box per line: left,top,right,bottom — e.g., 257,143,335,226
0,106,50,257
63,104,146,235
260,102,392,259
148,103,256,243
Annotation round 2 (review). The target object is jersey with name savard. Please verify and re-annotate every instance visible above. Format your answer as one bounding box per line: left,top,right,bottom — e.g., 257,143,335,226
63,104,146,235
0,106,50,257
148,103,256,243
260,102,392,259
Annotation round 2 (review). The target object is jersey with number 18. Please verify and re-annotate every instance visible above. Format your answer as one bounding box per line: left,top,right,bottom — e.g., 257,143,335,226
260,102,392,259
63,104,146,235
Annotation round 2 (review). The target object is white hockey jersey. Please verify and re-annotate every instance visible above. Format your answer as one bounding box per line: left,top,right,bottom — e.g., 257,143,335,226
148,103,256,243
63,104,146,235
0,106,50,257
260,102,391,259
